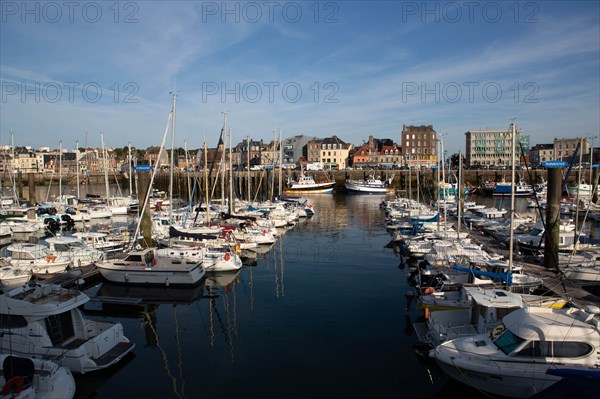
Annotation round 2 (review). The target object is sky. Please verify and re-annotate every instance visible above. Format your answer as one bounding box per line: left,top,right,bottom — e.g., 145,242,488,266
1,0,599,154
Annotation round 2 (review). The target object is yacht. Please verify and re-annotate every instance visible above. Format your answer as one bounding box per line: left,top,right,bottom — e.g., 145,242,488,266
430,305,600,398
95,247,205,286
0,282,135,374
1,354,76,399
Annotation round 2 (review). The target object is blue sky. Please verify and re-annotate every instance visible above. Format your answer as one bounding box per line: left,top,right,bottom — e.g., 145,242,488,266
1,1,598,154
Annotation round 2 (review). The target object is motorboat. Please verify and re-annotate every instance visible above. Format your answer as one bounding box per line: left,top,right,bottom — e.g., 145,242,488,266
44,235,105,268
3,243,72,278
283,173,335,194
430,305,600,398
95,247,205,286
0,282,135,374
1,354,76,399
71,232,124,254
413,286,568,355
344,175,394,194
0,258,31,291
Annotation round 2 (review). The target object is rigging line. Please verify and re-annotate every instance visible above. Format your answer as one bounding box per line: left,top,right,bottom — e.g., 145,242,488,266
172,306,186,399
208,286,215,348
129,111,173,250
143,309,182,399
210,289,233,351
223,284,235,363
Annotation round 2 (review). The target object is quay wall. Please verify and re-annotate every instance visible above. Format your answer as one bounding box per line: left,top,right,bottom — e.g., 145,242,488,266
3,169,585,203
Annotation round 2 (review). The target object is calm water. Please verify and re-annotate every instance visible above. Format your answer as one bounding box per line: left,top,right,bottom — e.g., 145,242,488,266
70,193,474,399
17,190,590,398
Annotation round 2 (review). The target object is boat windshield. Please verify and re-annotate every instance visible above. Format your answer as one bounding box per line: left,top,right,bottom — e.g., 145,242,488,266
492,326,525,355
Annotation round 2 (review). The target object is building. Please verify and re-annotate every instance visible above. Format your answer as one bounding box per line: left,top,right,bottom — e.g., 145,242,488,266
553,137,590,161
401,125,436,168
351,143,402,168
530,143,554,167
465,128,523,167
306,139,323,164
232,139,266,168
319,136,353,170
282,135,316,167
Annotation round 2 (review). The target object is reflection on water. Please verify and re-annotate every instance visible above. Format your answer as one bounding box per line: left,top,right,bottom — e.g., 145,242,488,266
69,191,593,399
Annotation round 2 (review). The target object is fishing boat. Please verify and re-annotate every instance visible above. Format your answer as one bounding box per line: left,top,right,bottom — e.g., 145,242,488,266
344,175,394,194
0,282,135,374
284,173,335,194
95,247,205,286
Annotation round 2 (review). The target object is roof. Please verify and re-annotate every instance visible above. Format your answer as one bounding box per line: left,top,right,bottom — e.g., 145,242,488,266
504,307,599,341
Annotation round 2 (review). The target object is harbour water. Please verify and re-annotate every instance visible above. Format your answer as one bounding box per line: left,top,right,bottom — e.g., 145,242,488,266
7,189,596,398
70,193,459,399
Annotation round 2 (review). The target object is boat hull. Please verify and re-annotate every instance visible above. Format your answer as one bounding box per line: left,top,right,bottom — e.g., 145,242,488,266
96,262,205,286
283,187,334,194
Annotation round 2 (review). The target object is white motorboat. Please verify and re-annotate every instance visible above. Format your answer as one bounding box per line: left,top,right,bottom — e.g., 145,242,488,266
1,354,76,399
71,232,124,254
95,247,205,286
44,235,105,268
344,175,394,194
430,305,600,398
413,286,568,355
0,282,135,374
3,243,72,278
0,258,31,291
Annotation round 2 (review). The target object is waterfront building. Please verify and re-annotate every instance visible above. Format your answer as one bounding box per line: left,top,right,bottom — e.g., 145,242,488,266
465,128,522,167
306,139,323,165
282,135,317,167
319,136,353,170
530,143,554,167
553,137,590,161
401,125,436,168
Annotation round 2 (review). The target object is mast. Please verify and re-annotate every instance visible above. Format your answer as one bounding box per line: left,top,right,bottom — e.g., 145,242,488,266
58,140,62,205
128,141,133,197
228,127,233,214
100,131,110,203
204,142,209,225
416,162,420,204
247,136,251,204
278,129,283,198
10,132,19,206
457,150,462,237
184,140,192,205
221,112,227,210
169,92,177,225
436,139,440,232
76,140,80,200
574,136,584,249
271,130,276,201
508,122,517,289
441,137,447,230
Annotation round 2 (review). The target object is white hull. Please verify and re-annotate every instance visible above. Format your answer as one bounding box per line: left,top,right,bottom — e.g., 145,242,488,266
435,357,559,398
0,284,135,374
345,182,391,194
562,266,600,283
0,354,76,399
96,262,205,286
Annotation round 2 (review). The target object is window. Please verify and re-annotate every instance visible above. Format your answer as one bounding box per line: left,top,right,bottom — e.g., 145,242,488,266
493,328,525,355
554,341,593,357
